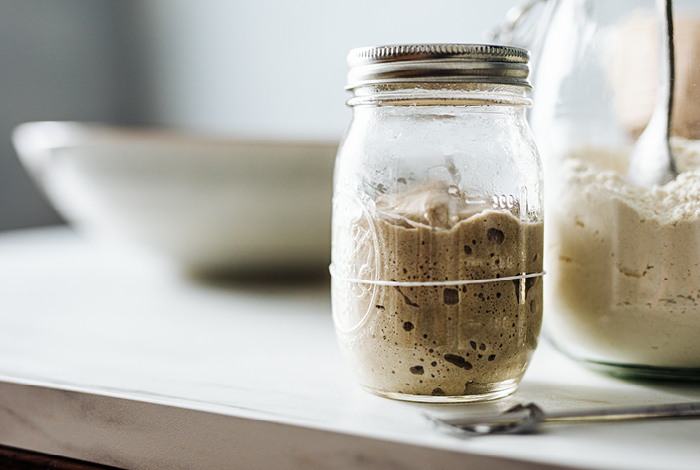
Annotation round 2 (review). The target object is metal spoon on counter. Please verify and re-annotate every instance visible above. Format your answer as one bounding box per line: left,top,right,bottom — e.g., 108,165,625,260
626,0,677,187
428,401,700,436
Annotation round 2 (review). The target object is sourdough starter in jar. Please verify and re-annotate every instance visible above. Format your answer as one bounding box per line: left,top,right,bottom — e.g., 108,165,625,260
333,182,543,399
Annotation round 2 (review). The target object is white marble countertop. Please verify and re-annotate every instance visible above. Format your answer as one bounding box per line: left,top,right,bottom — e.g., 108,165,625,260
1,227,699,470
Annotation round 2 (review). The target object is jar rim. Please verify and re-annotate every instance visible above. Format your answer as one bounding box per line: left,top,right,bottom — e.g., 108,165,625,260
346,83,532,107
346,44,531,90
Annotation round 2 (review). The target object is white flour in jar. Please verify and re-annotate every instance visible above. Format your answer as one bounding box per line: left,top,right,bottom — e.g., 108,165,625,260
546,139,700,367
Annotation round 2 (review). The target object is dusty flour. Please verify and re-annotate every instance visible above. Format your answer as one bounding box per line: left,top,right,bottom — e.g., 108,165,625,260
332,182,543,399
546,139,700,368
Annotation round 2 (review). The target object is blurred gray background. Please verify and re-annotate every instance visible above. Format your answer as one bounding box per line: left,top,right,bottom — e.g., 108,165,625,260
0,0,515,232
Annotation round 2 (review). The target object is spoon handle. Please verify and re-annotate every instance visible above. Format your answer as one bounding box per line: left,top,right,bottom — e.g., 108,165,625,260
659,0,675,148
545,401,700,422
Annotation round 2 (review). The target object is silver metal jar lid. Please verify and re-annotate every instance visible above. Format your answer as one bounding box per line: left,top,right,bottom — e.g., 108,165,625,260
346,44,531,89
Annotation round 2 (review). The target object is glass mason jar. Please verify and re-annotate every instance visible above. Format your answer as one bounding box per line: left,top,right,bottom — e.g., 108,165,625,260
526,0,700,379
330,44,545,403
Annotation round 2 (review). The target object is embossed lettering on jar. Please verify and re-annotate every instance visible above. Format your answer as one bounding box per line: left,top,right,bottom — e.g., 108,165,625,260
330,44,545,403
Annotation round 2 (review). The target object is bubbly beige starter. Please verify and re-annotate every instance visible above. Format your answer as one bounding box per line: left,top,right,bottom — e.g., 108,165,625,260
547,139,700,368
332,183,543,398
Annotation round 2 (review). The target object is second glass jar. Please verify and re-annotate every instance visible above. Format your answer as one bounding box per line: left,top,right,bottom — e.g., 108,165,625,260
331,44,545,402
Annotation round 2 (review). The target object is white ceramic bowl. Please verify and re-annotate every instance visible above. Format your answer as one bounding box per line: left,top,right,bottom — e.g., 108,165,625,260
13,121,338,274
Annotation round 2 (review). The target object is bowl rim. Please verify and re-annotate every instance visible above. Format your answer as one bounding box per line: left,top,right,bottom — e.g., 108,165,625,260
12,121,340,153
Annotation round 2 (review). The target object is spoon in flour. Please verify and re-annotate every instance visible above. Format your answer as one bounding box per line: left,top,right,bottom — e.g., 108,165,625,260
626,0,677,187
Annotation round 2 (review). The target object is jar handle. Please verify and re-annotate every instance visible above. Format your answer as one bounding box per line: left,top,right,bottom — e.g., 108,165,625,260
485,0,554,49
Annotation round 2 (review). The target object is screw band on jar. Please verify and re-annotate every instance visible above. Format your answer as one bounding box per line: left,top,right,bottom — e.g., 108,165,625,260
329,265,544,287
346,43,531,90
